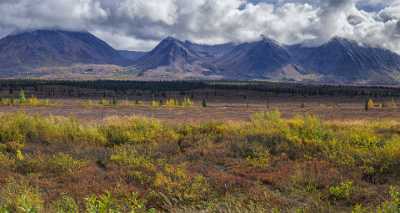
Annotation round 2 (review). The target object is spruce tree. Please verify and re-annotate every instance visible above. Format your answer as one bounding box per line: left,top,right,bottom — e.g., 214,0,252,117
112,96,118,106
19,89,26,104
202,99,207,108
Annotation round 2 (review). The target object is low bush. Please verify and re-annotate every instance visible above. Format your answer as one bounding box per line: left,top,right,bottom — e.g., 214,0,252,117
152,164,210,206
245,148,271,169
377,186,400,212
0,113,106,145
101,116,177,146
85,192,119,213
180,97,193,107
110,146,156,184
329,181,353,201
85,192,155,213
151,100,161,108
47,153,86,175
0,178,44,213
51,194,79,213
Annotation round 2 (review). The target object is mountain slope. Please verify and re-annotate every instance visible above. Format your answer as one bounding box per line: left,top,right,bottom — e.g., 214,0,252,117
132,37,203,72
0,29,129,71
118,50,146,61
214,38,295,79
291,37,400,83
184,41,236,58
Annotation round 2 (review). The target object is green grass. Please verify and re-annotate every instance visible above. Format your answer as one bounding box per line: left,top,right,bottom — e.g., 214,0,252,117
0,111,400,212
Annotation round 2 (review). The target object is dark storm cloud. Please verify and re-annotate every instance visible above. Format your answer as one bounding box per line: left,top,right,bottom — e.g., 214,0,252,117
0,0,398,52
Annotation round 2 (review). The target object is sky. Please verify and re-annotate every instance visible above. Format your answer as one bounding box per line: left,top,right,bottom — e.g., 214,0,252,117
0,0,399,52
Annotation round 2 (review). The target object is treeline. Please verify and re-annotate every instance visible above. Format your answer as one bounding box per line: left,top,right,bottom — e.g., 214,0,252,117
0,80,399,98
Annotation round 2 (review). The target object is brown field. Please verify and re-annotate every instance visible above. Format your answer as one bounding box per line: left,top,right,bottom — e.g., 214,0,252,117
0,96,399,123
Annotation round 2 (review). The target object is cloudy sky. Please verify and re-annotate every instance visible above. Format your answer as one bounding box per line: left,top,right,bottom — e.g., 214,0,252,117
0,0,399,52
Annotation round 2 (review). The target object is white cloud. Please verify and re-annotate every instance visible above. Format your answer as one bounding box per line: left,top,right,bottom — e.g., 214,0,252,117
0,0,399,53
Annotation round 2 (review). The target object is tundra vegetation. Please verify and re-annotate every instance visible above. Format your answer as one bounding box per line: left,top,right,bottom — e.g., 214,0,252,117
0,111,399,212
81,97,194,108
0,90,52,107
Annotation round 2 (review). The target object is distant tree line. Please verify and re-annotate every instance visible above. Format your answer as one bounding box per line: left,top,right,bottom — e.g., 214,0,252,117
0,80,399,98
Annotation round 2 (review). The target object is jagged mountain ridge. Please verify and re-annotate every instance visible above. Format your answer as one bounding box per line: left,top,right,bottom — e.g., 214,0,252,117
213,38,294,79
1,29,400,84
132,37,203,72
133,36,400,83
289,37,400,83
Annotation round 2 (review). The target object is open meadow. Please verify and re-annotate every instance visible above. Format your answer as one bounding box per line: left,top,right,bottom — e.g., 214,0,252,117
0,81,400,212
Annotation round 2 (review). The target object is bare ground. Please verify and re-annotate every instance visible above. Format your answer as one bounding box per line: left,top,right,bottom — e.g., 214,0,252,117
1,97,399,123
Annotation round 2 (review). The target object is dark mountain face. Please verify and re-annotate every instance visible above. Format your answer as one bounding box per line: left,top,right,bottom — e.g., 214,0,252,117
132,37,203,71
214,38,292,78
184,41,236,58
291,37,400,82
0,29,129,70
130,36,400,83
118,50,147,61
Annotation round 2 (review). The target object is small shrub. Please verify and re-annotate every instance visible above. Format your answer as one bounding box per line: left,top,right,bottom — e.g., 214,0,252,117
352,204,368,213
0,153,16,169
250,110,287,133
365,99,374,111
47,153,86,175
82,100,95,108
1,141,25,156
247,111,293,155
180,98,193,107
101,116,177,145
43,99,50,106
246,149,271,169
99,98,109,106
135,100,144,106
377,186,400,212
292,115,331,143
0,178,44,213
51,194,79,213
0,115,27,144
0,98,12,106
151,100,160,108
85,192,120,213
329,181,353,201
126,192,156,213
110,146,156,184
152,164,209,205
164,99,178,108
86,192,155,213
27,97,40,106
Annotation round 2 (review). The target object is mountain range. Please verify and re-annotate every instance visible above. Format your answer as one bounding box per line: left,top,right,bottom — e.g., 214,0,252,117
0,29,400,84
